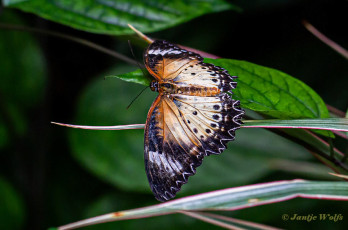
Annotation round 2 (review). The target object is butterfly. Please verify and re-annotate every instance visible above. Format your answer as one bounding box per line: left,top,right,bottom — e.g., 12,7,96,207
143,40,244,202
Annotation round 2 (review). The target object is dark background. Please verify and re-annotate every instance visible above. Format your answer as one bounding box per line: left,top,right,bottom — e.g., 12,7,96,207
0,0,347,229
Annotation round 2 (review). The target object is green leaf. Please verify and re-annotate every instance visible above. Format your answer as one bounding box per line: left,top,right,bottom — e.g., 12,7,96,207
208,59,333,138
4,0,240,35
57,180,348,229
107,69,151,86
69,68,315,195
206,59,329,120
0,176,25,230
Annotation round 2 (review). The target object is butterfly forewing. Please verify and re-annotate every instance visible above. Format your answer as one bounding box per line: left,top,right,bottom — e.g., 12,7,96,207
174,62,238,93
145,40,202,80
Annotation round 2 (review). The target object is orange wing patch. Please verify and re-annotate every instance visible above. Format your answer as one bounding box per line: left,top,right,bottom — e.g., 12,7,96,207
144,40,201,80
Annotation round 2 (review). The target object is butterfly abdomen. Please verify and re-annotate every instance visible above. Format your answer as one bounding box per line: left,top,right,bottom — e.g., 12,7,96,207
177,85,220,97
158,82,221,96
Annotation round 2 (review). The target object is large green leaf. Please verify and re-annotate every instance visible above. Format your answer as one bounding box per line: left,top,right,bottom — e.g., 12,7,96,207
0,177,25,230
69,68,320,196
207,59,329,120
4,0,239,35
0,11,46,147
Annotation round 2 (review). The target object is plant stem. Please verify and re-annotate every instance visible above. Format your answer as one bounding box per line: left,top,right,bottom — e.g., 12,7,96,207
303,20,348,60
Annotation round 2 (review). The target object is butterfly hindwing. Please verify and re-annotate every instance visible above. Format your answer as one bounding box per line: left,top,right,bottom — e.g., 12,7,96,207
172,93,244,155
144,94,243,201
144,95,205,202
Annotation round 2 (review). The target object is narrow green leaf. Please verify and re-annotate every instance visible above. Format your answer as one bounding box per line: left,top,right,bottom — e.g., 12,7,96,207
243,118,348,132
57,180,348,229
83,193,221,230
57,118,348,132
52,121,145,130
4,0,240,35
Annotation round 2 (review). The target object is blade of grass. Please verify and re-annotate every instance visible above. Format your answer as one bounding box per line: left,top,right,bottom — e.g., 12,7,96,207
51,122,145,130
52,118,348,132
57,180,348,230
243,118,348,132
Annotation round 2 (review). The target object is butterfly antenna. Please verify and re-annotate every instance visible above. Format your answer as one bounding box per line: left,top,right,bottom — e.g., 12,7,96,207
126,40,150,110
126,86,149,110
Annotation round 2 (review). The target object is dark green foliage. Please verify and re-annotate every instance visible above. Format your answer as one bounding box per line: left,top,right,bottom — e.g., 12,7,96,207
4,0,239,35
0,177,25,230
